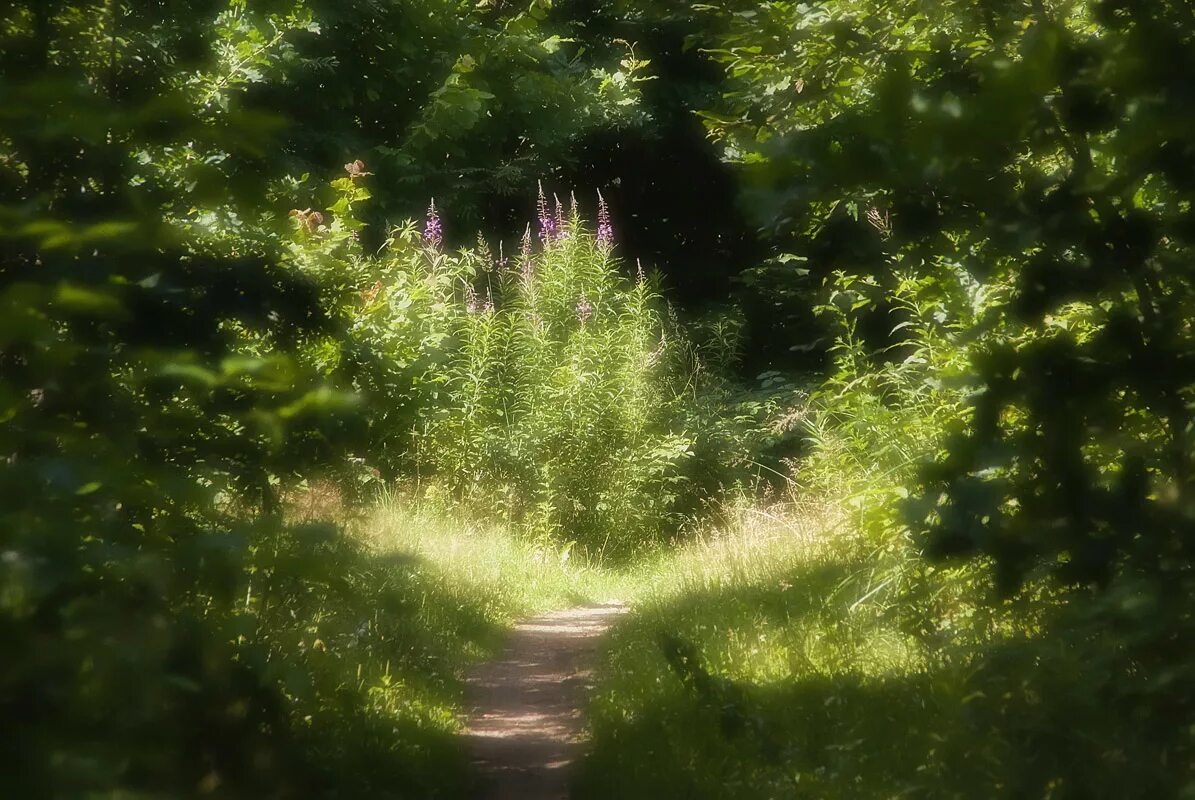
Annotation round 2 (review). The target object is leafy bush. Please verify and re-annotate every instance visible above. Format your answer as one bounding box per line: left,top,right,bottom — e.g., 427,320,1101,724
699,0,1195,592
287,178,749,558
670,4,1195,792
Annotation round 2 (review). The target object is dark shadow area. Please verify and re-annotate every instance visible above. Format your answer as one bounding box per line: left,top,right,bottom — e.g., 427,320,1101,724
2,519,511,799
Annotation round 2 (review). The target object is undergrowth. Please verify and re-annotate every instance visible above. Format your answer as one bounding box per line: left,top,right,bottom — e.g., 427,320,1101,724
357,491,630,627
268,493,624,799
578,491,1188,799
260,493,628,799
576,266,1195,799
8,486,611,799
290,179,767,561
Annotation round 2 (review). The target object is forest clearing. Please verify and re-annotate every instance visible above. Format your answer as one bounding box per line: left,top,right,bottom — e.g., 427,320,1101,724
4,1,1195,798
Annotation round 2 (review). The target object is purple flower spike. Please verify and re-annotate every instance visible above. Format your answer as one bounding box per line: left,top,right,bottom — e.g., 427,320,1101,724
537,182,557,245
575,295,594,324
597,190,614,251
424,199,443,250
520,224,535,285
553,193,569,241
520,223,533,259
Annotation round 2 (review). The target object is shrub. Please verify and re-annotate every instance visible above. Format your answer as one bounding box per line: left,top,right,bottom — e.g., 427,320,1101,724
288,180,746,559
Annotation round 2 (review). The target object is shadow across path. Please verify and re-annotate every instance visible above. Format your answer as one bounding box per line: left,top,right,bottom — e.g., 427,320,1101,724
464,603,628,799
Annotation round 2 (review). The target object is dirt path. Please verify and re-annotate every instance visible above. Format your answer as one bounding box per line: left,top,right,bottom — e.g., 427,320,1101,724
464,602,627,800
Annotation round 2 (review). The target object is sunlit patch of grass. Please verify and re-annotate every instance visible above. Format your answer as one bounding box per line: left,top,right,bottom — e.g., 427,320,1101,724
357,491,632,622
576,488,1190,800
574,497,951,800
254,490,633,798
617,496,924,681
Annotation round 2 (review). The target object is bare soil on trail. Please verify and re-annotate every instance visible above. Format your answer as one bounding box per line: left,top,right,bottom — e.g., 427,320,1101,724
464,602,627,800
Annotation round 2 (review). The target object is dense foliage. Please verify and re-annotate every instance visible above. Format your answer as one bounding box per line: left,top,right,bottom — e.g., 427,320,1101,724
698,0,1195,585
5,0,1195,797
575,1,1195,794
288,176,760,557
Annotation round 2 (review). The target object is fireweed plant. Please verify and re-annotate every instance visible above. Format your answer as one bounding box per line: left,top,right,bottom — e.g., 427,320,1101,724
289,175,716,561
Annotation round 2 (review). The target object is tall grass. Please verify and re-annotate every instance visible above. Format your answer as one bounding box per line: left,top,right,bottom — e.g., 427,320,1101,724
179,491,629,800
358,490,630,624
578,491,1191,798
576,495,936,799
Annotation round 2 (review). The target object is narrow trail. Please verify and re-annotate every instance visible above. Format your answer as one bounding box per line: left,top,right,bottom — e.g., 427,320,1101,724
464,602,628,800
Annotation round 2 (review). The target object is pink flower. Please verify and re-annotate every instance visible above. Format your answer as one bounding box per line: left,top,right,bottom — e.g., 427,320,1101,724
519,224,534,286
554,193,569,241
597,190,614,251
537,182,557,245
424,199,443,250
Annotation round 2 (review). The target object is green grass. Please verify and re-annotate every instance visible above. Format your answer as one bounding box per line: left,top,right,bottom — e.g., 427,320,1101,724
237,490,630,798
359,493,632,631
574,498,939,799
573,496,1189,800
275,486,1191,800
